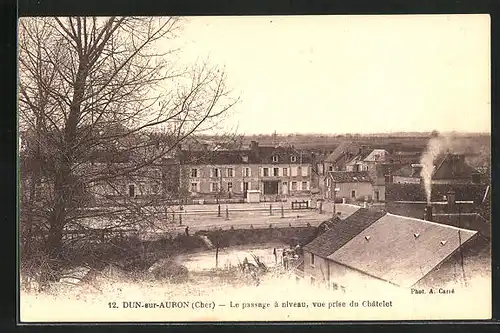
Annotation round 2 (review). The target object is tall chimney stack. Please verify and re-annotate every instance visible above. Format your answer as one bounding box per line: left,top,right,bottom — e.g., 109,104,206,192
424,205,433,222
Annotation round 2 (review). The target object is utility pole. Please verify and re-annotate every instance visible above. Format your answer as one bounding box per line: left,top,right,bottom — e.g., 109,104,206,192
457,203,467,286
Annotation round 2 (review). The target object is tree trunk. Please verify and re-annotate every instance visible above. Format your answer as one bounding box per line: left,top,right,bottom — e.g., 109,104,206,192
44,62,87,280
215,245,219,269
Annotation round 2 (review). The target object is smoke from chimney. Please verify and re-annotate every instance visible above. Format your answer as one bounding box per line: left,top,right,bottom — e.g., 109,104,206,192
420,138,442,204
420,135,459,204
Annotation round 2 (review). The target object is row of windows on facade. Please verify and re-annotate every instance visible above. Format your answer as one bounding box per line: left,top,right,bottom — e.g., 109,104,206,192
240,155,301,163
190,181,311,192
191,166,309,178
96,183,160,198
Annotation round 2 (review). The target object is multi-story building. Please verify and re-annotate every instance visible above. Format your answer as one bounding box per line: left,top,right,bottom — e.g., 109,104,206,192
178,141,313,200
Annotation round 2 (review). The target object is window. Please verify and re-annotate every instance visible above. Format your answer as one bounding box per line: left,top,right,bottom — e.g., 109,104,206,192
227,182,233,192
291,182,297,191
291,155,297,162
291,167,298,177
190,183,198,192
301,166,308,176
242,155,249,162
263,168,269,176
311,253,315,265
211,183,219,192
328,166,333,171
128,184,135,197
351,190,356,198
227,168,234,177
191,168,198,178
243,167,251,177
272,155,278,162
283,168,288,177
273,167,279,176
302,181,308,191
211,168,219,178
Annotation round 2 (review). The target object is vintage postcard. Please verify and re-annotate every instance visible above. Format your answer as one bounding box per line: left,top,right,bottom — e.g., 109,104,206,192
18,14,491,322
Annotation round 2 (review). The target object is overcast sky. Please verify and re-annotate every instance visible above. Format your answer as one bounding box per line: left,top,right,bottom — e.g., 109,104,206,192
165,15,490,135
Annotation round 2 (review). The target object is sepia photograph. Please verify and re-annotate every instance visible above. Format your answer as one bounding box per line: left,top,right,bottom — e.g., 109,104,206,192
18,14,491,322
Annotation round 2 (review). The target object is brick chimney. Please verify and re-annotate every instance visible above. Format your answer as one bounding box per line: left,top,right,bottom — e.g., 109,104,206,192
424,205,433,222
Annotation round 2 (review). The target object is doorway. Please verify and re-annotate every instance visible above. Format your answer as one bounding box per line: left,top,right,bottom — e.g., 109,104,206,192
243,181,249,198
282,182,288,195
263,181,278,195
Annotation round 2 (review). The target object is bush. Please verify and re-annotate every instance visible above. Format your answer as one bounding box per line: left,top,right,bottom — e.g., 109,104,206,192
149,259,189,283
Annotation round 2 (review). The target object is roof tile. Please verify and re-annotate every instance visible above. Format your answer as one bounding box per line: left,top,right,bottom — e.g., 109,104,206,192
303,209,385,257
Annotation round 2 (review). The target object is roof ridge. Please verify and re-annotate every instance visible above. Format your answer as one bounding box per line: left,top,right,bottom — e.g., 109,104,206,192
385,212,478,233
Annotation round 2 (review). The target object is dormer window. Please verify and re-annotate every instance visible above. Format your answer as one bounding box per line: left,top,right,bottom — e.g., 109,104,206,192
291,155,297,163
242,155,249,163
272,155,278,163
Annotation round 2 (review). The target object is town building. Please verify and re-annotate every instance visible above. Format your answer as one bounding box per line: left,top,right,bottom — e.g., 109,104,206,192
324,171,377,202
392,164,423,184
178,141,313,201
322,142,365,173
323,162,388,203
345,149,391,172
301,209,480,291
385,185,491,238
392,153,482,185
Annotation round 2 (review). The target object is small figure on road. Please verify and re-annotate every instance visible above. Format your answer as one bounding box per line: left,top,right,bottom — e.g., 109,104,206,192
185,226,189,236
273,248,277,264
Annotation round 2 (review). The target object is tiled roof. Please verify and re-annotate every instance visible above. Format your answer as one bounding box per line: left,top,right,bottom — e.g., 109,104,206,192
302,209,385,257
393,164,421,178
179,150,259,165
385,183,488,203
327,171,372,183
324,142,361,163
432,153,478,180
257,146,312,164
432,213,490,237
363,149,390,162
179,145,311,165
345,151,372,165
327,213,478,287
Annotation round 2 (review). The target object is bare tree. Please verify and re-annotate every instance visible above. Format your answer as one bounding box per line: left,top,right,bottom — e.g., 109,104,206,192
18,16,237,280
